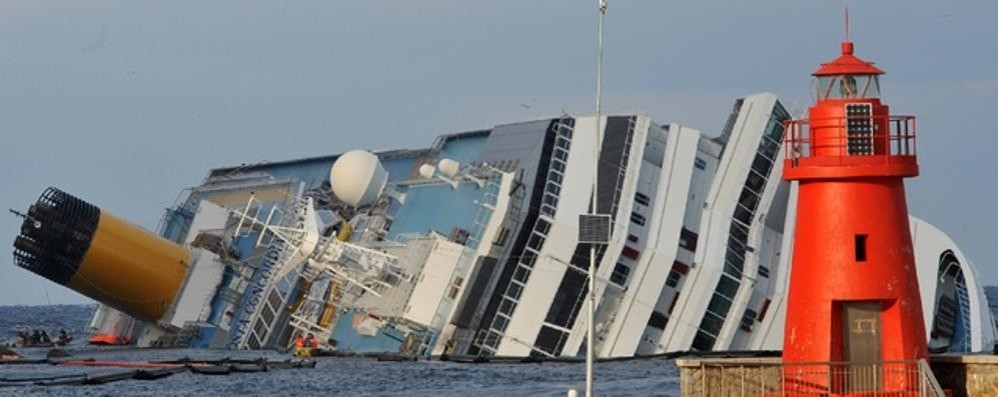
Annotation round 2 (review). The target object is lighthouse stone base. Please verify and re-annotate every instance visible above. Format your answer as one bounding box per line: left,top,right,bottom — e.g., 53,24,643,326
676,355,996,396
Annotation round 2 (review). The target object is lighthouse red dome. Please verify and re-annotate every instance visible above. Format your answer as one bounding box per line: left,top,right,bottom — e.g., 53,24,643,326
813,41,884,76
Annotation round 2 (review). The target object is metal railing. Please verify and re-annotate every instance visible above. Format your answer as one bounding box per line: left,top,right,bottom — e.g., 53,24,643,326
784,115,917,168
683,359,945,396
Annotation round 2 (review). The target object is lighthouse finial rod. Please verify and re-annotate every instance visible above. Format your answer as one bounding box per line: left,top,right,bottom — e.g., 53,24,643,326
845,6,850,43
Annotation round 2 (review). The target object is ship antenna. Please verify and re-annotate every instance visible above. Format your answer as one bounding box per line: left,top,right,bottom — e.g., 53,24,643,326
586,1,606,397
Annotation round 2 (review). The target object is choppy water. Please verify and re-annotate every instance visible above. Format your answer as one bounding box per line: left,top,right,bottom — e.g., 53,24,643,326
1,305,679,396
3,347,680,396
5,290,998,396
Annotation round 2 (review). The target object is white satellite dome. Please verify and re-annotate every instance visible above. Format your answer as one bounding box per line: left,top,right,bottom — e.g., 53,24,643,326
437,158,460,178
418,164,436,179
330,150,388,207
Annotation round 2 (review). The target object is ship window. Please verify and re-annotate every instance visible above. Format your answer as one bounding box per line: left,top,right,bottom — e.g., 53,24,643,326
507,282,523,300
666,271,681,288
554,147,569,161
541,204,556,217
621,246,640,260
521,250,537,267
648,311,669,330
535,219,551,235
668,291,680,315
745,169,767,195
740,309,758,332
738,189,761,214
692,331,716,351
494,228,510,247
717,275,739,299
550,172,563,185
701,311,725,336
493,314,509,332
679,228,699,252
671,260,690,275
707,295,732,317
855,234,868,262
757,299,772,321
448,286,460,300
733,203,753,226
527,232,545,251
750,154,773,180
634,192,651,206
760,133,782,158
542,193,558,209
499,297,515,315
758,266,770,278
610,263,630,285
513,265,529,283
545,182,561,196
630,212,646,226
627,234,639,243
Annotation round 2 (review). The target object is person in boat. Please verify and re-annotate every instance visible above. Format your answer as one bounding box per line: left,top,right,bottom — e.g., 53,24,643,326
15,328,28,346
40,330,51,344
57,329,72,345
305,333,318,348
30,330,41,344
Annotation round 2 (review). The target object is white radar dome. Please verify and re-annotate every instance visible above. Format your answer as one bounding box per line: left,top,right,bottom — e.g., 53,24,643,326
438,158,460,178
330,150,388,207
418,164,436,179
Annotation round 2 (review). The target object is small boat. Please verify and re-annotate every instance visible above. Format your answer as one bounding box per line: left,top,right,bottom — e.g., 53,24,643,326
230,363,268,373
134,367,186,380
189,364,232,375
1,346,21,361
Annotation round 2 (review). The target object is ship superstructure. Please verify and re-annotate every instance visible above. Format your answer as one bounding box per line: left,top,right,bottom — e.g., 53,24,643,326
13,94,996,357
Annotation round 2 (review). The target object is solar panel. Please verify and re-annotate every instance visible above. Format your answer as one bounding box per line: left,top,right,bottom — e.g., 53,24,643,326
578,214,611,244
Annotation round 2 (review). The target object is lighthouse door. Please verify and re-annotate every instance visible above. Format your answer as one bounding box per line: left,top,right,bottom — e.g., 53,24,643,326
842,301,882,391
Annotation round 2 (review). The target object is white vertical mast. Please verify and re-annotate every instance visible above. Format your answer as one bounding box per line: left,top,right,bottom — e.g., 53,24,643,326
586,1,606,396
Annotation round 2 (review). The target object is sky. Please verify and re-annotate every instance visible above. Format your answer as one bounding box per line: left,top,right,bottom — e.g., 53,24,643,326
0,1,996,305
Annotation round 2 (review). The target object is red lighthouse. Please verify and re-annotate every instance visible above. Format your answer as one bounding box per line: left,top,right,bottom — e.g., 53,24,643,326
781,38,926,393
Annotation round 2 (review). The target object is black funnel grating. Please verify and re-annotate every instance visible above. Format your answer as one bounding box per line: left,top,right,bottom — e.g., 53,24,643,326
13,187,100,285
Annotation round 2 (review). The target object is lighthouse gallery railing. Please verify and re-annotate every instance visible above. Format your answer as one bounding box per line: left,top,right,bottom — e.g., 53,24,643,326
784,114,917,167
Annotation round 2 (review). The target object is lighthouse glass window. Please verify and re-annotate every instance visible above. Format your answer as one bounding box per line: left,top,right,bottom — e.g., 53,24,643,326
817,75,880,100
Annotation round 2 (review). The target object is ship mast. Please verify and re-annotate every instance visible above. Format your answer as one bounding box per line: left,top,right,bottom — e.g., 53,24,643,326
586,1,607,396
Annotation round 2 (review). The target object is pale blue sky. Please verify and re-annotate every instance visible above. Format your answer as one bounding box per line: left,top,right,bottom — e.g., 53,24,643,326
1,1,996,305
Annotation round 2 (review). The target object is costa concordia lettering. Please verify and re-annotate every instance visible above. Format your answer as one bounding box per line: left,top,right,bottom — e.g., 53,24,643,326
13,92,996,356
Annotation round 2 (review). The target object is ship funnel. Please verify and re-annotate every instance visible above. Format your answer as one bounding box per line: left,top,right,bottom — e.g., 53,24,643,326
13,187,190,322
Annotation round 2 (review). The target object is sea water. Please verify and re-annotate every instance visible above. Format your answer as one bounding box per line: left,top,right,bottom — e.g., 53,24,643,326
1,305,679,396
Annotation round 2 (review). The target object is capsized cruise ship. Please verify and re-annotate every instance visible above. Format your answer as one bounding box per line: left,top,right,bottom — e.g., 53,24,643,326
13,92,996,357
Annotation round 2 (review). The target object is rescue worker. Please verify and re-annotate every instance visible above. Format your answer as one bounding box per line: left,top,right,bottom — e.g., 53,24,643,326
293,334,309,358
57,329,72,345
305,333,318,348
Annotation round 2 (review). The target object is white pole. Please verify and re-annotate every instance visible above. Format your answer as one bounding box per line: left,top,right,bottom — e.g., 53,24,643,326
586,1,606,397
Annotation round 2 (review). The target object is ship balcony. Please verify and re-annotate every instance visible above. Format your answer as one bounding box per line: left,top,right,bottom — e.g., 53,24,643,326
783,114,918,180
